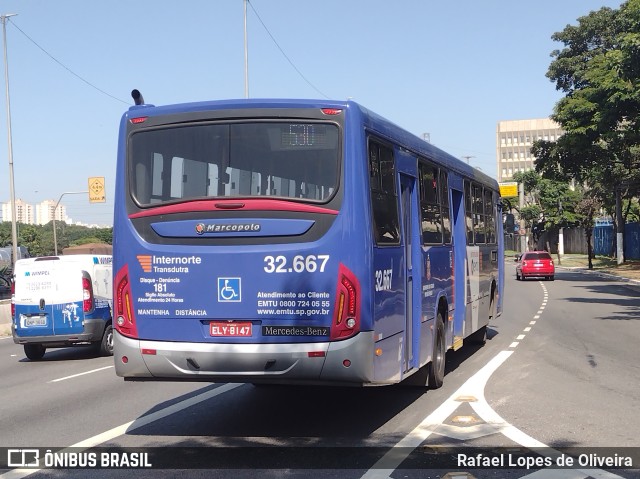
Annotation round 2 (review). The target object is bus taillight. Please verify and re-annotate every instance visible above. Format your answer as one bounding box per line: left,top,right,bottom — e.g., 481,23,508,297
114,265,138,338
330,264,361,341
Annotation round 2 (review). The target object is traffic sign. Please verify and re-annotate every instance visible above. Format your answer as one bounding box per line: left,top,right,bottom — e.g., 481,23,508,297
88,177,106,203
499,182,518,197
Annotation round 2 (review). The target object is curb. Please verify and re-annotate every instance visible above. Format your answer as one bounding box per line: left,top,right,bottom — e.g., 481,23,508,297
556,266,640,289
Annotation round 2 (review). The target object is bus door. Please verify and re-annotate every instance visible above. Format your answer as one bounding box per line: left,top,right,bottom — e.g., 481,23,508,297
399,173,421,372
450,187,466,349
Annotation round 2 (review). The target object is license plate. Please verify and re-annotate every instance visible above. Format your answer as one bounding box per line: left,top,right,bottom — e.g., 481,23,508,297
210,322,252,337
24,315,47,327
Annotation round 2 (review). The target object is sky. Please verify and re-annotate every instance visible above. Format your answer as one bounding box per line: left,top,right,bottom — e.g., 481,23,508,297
0,0,626,227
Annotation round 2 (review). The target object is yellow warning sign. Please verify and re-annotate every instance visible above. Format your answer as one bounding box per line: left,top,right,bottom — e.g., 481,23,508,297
88,177,106,203
499,182,518,198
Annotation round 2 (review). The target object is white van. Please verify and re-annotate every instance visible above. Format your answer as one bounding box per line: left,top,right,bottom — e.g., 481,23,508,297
12,255,113,360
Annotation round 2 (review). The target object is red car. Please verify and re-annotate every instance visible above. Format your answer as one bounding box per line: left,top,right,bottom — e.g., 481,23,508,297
516,251,555,281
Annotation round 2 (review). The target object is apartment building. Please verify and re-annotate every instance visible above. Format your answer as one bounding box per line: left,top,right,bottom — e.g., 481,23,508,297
1,199,34,224
1,200,67,225
35,200,66,225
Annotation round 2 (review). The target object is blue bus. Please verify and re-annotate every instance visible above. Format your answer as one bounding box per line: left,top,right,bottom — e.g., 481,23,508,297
113,93,504,387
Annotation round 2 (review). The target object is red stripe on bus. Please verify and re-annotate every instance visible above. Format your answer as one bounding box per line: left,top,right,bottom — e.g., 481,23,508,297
128,199,339,218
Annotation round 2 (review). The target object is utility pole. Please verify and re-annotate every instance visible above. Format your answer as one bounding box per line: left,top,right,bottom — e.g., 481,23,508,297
615,187,624,264
462,155,475,164
1,13,18,267
519,181,526,253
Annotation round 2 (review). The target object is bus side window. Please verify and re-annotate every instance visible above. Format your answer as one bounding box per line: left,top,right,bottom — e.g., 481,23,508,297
440,170,451,243
473,184,485,244
368,140,400,245
464,181,474,245
419,162,442,245
485,189,496,244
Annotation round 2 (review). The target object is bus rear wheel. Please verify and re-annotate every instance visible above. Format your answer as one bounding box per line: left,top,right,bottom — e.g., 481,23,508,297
428,313,446,389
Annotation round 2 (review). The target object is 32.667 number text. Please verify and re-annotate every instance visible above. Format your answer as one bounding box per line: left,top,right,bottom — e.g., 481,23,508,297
264,254,330,274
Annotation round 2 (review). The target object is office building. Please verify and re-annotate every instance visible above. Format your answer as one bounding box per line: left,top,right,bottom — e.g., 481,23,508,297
496,118,563,183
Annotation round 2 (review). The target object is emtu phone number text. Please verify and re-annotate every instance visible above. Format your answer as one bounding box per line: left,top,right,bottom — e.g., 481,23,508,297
263,254,330,273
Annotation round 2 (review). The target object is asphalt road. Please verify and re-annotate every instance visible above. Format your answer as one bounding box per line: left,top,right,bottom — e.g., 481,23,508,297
0,265,638,479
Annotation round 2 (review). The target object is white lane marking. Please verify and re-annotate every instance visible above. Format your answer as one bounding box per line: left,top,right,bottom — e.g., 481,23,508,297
0,382,242,479
361,280,623,479
524,327,531,332
517,334,526,340
530,321,536,325
360,351,514,479
49,366,114,383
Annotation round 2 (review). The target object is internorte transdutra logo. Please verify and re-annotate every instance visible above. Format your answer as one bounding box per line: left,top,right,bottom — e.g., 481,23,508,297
137,255,202,273
137,255,152,273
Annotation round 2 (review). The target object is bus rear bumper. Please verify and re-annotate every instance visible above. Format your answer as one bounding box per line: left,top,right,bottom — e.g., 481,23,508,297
113,330,375,386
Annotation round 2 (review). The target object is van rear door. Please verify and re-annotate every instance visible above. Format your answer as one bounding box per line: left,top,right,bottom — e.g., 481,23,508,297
49,261,85,336
14,258,84,337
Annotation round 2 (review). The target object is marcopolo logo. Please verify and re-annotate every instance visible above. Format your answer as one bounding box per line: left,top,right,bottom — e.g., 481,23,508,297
195,222,261,235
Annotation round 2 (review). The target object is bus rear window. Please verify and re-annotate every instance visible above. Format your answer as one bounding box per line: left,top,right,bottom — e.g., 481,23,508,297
129,122,340,206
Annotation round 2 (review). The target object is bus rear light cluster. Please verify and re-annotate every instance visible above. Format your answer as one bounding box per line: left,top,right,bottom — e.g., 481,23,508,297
330,264,361,341
10,280,15,319
115,265,138,338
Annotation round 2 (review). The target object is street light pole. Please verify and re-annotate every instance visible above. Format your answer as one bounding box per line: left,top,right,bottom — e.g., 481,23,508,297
1,13,18,267
52,191,88,256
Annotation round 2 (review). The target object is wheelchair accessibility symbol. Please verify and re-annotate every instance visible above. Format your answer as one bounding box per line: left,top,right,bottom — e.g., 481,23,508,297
218,277,241,302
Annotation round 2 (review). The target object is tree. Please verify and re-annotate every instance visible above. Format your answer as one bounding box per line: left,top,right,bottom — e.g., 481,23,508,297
513,171,581,251
533,1,640,262
0,221,112,257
